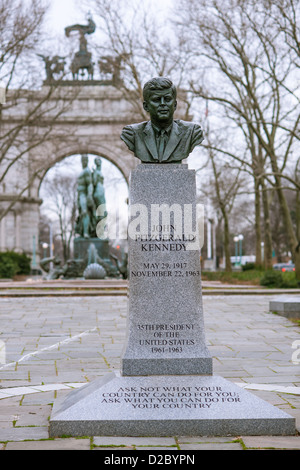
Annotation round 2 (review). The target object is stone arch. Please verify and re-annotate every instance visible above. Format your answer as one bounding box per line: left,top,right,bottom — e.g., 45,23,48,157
0,84,143,261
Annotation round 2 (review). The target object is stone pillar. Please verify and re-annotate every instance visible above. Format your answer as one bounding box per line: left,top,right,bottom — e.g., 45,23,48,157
15,213,21,251
121,164,212,376
0,217,5,251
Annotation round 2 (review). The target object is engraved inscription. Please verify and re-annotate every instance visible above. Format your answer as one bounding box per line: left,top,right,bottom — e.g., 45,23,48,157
131,261,200,279
136,323,197,354
100,385,241,409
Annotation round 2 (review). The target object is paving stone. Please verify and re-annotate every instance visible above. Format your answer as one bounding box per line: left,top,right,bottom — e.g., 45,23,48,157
0,422,13,429
179,443,243,450
0,407,20,423
178,436,239,444
93,446,134,450
14,405,51,427
242,436,300,449
0,426,49,442
5,438,91,450
20,391,55,406
135,447,178,450
0,295,299,448
93,436,176,447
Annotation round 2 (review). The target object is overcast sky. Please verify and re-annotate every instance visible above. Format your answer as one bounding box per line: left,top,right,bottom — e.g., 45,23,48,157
46,0,173,34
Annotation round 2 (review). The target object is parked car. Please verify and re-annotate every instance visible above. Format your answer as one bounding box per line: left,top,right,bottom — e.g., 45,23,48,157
273,263,295,272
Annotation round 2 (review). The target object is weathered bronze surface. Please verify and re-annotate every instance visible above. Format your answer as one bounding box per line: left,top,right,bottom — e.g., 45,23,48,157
121,77,204,163
65,16,96,80
75,155,107,239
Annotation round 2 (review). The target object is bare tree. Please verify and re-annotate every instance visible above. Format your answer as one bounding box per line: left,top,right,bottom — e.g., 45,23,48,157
199,133,247,271
0,0,48,89
41,172,77,262
174,0,300,278
86,0,194,119
267,0,300,67
0,0,78,222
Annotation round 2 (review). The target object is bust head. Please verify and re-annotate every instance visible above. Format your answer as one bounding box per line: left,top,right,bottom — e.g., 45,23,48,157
81,154,89,168
143,77,177,128
95,157,102,168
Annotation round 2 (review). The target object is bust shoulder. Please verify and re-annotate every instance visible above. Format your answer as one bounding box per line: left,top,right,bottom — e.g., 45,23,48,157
174,119,200,130
125,121,148,132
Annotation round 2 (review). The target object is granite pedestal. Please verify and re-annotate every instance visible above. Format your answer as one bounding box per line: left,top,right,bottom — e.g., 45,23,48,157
270,296,300,319
49,164,295,437
50,372,295,437
122,165,212,376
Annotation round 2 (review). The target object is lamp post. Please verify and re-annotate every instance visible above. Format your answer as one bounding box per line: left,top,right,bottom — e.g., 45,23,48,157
42,242,49,259
32,235,37,272
233,236,239,266
238,234,244,265
49,223,54,271
261,242,264,264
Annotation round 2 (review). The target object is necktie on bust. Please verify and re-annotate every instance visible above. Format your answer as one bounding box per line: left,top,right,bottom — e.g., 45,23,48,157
158,129,168,162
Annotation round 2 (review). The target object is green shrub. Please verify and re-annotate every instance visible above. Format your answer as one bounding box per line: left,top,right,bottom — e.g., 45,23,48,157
281,272,299,288
0,254,19,278
260,270,298,288
242,262,256,271
5,251,31,275
202,269,263,285
260,270,283,287
0,251,31,278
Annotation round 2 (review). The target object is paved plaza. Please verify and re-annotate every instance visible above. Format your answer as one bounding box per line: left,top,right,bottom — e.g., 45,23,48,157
0,291,299,450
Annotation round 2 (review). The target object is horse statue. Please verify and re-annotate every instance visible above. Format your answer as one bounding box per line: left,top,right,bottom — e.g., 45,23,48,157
98,53,129,85
70,51,94,80
65,16,96,80
37,54,66,82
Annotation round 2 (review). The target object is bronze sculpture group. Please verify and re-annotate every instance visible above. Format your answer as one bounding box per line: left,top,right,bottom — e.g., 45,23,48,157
75,155,107,239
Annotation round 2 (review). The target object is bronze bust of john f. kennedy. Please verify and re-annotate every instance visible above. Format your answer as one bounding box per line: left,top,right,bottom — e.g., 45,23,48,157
121,77,204,164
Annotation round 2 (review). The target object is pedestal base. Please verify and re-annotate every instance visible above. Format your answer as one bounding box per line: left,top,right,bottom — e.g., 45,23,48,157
73,238,119,278
49,373,295,437
122,164,212,376
74,238,110,261
122,353,212,376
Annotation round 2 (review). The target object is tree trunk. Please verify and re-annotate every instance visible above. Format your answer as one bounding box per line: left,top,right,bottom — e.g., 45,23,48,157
222,209,232,272
254,177,262,268
260,178,273,270
296,170,300,243
274,174,300,280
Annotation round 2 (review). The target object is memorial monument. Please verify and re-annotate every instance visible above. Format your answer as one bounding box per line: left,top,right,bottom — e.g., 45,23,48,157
50,78,295,437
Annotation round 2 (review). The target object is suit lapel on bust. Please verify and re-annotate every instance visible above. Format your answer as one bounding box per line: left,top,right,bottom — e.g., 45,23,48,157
143,121,159,161
161,121,182,162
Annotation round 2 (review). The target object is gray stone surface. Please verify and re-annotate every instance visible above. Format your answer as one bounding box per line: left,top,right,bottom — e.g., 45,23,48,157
1,295,300,448
5,438,91,451
93,436,176,447
122,164,212,376
49,372,295,437
241,435,300,450
270,296,300,319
